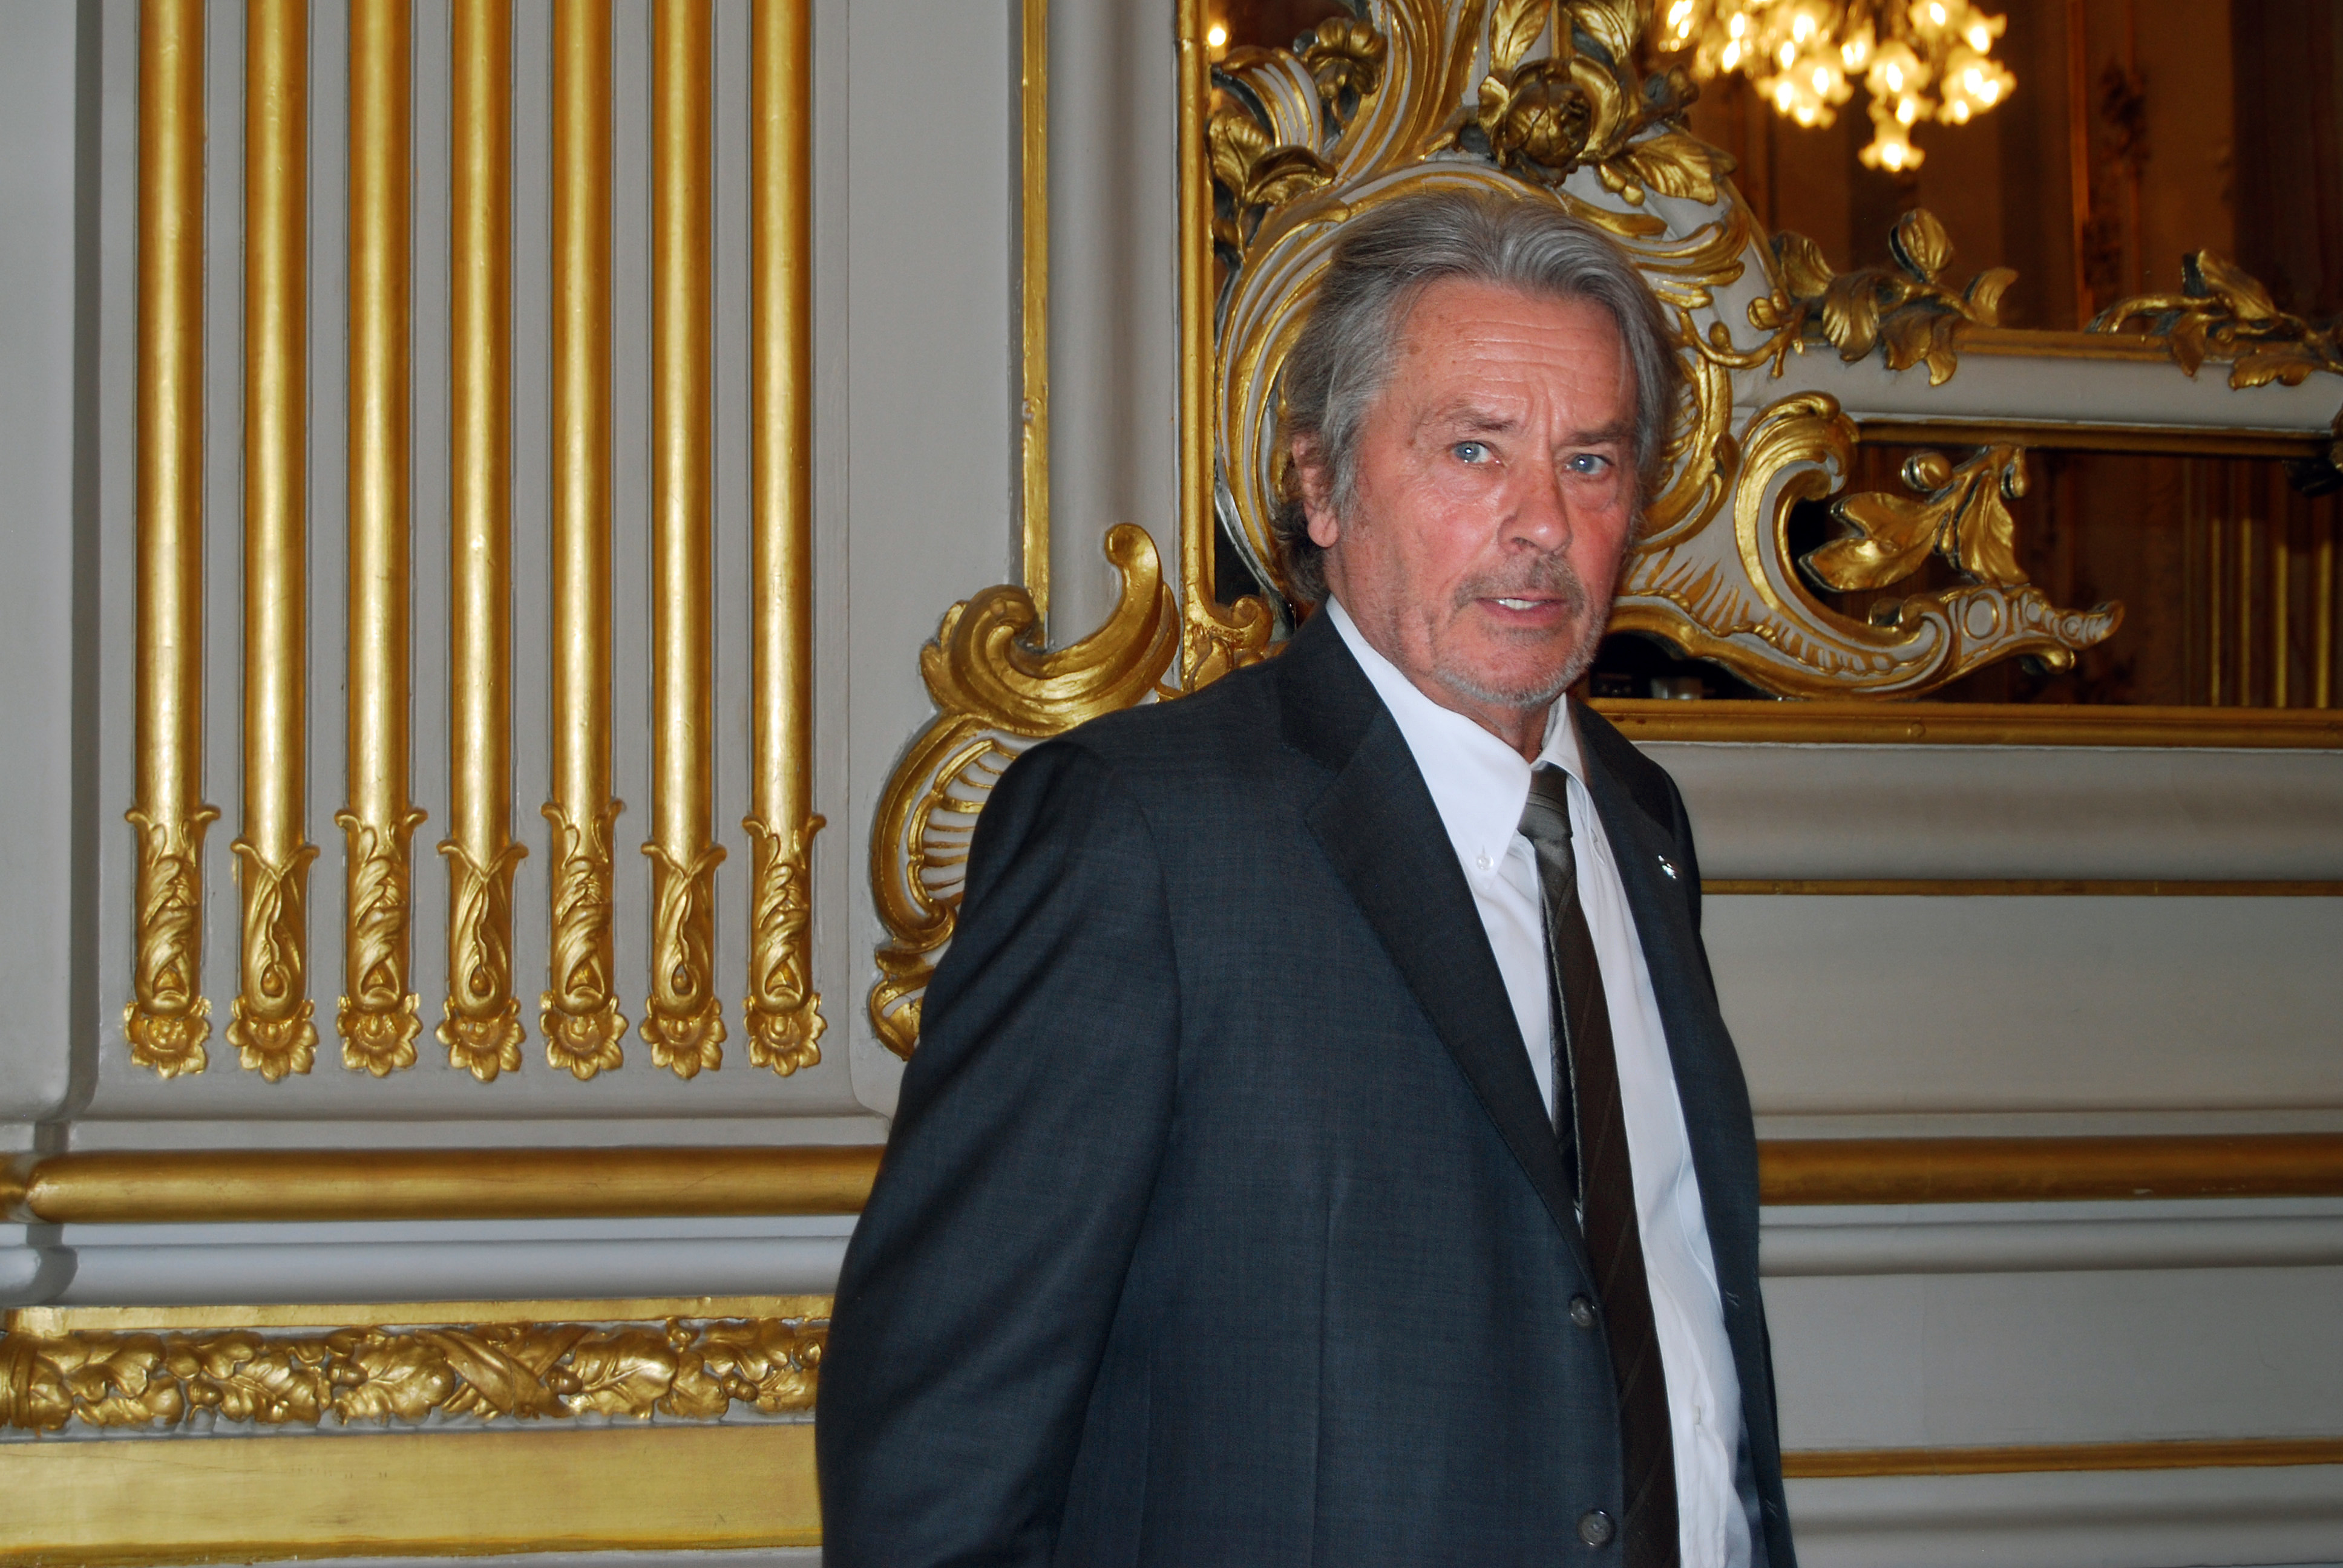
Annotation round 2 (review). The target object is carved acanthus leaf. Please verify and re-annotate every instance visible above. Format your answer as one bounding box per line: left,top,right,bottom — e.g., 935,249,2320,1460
1749,209,2015,384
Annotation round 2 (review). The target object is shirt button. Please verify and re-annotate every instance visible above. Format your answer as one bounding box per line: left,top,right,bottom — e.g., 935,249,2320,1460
1568,1295,1596,1330
1577,1509,1615,1547
1474,852,1492,872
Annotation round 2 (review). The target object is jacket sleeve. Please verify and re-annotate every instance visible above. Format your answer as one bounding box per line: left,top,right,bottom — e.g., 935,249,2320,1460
816,737,1182,1567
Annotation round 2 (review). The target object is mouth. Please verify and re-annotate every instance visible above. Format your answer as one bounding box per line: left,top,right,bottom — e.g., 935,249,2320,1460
1481,595,1567,616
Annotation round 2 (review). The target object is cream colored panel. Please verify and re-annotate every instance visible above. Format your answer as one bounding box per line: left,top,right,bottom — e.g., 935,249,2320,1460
1786,1466,2343,1568
1654,742,2343,881
0,3,87,1124
1709,895,2343,1115
841,0,1015,1116
1766,1264,2343,1451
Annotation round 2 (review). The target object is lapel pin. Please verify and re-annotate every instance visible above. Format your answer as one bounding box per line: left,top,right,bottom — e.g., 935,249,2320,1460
1656,855,1679,880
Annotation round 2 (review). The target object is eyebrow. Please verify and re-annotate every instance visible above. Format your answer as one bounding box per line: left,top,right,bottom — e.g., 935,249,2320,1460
1418,405,1635,448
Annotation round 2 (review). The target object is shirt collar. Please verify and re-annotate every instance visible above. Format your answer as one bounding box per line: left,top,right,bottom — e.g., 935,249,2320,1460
1324,595,1587,876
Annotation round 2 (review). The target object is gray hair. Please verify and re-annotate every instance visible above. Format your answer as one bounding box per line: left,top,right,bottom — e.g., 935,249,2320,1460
1273,187,1683,606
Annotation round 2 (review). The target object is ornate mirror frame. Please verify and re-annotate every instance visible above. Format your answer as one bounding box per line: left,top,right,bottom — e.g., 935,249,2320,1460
868,0,2343,1057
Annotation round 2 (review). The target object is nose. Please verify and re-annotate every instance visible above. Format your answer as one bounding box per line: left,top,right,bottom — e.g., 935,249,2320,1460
1503,456,1573,554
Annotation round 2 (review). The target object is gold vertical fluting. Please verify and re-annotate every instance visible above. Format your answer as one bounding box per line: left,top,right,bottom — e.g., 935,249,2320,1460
439,0,528,1080
126,0,219,1079
338,0,427,1076
1017,0,1050,632
641,0,726,1076
543,0,628,1078
230,0,320,1083
2315,504,2335,709
742,0,825,1075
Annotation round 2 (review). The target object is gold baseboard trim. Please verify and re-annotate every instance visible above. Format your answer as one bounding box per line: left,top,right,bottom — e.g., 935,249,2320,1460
1784,1436,2343,1479
0,1423,821,1567
11,1144,885,1224
1592,699,2343,749
1761,1134,2343,1206
1706,878,2343,897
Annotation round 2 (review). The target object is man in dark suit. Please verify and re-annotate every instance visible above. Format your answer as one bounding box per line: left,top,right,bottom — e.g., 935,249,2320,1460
819,188,1796,1567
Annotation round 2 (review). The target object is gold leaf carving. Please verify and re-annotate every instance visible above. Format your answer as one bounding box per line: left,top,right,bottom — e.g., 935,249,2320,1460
639,841,727,1079
2092,250,2343,410
868,525,1178,1057
0,1313,828,1434
1614,393,2121,696
1811,447,2029,593
228,839,322,1082
744,814,826,1076
334,808,429,1076
437,838,528,1077
540,799,627,1082
123,804,220,1077
1749,208,2014,385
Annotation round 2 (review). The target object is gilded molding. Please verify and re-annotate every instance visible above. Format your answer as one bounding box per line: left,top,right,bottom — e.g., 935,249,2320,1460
126,0,216,1079
124,808,218,1078
868,526,1179,1057
335,811,429,1076
340,0,424,1076
439,841,527,1073
546,0,626,1080
1615,392,2119,694
746,0,825,1077
236,0,318,1082
442,0,526,1072
0,1310,825,1436
643,0,726,1077
2092,251,2343,471
1749,207,2015,385
744,816,826,1074
1020,0,1052,630
540,801,627,1082
640,844,726,1077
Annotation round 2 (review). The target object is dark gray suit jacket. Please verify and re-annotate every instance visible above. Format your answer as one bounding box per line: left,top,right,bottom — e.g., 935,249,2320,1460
819,610,1795,1567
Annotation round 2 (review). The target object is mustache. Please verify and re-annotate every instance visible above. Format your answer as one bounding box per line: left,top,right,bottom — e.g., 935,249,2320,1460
1451,554,1590,619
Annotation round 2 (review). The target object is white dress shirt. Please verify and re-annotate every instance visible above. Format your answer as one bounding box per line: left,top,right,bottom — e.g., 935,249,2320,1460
1328,599,1751,1567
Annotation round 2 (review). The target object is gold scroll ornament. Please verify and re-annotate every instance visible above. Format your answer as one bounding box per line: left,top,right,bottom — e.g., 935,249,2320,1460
125,0,216,1079
439,0,528,1075
0,1312,825,1434
542,0,627,1082
868,526,1179,1057
739,0,825,1074
230,0,320,1083
338,0,427,1076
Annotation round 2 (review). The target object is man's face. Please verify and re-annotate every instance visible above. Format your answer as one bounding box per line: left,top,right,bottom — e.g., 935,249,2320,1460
1300,278,1640,750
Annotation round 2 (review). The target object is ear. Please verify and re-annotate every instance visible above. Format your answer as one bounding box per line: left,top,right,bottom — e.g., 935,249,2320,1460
1291,437,1341,549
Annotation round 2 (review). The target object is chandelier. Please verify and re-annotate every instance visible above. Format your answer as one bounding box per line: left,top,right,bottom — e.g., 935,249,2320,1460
1655,0,2016,172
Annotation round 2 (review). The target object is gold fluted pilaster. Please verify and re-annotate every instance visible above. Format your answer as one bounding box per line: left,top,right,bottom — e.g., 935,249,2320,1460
338,0,425,1076
439,0,527,1080
230,0,319,1083
641,0,724,1077
126,0,218,1079
542,0,626,1080
742,0,824,1076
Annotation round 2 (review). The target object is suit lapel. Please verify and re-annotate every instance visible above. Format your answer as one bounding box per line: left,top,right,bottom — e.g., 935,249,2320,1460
1279,616,1577,1239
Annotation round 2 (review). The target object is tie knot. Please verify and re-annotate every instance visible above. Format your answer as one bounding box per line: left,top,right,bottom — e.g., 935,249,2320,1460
1517,763,1575,857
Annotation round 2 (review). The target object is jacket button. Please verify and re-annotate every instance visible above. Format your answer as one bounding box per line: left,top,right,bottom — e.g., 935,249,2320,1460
1578,1509,1615,1547
1568,1295,1597,1330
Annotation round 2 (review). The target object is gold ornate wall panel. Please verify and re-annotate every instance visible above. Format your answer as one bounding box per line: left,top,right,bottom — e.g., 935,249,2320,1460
116,0,825,1089
868,0,2343,1055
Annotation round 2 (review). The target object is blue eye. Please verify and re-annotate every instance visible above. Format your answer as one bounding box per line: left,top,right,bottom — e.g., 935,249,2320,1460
1566,452,1611,475
1453,441,1490,463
